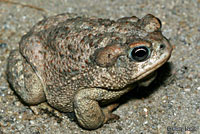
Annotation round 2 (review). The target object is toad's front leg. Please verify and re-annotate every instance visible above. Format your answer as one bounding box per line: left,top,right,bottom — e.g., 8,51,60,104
74,88,126,130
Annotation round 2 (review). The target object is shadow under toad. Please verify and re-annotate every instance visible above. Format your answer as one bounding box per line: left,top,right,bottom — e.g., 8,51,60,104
117,62,174,104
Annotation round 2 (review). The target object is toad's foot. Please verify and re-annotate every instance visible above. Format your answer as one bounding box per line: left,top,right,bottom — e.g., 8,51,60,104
103,103,120,124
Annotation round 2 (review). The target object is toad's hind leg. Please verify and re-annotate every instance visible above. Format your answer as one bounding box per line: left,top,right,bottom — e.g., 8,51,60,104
7,50,46,105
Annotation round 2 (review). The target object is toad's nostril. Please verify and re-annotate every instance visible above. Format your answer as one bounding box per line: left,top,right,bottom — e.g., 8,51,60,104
160,44,166,50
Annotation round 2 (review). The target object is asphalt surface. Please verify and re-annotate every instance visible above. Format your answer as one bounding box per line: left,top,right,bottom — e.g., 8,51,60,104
0,0,199,133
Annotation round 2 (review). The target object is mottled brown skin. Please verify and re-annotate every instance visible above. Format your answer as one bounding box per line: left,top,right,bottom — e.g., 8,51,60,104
7,13,172,129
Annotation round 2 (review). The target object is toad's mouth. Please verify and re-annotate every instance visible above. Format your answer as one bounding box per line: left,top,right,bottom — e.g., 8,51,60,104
139,71,157,82
132,55,170,83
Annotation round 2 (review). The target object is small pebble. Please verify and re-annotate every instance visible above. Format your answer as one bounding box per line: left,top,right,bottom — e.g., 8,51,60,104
143,108,148,112
185,131,191,134
0,43,8,48
143,121,148,125
18,115,22,119
30,120,35,125
184,88,191,92
144,108,148,117
196,109,200,115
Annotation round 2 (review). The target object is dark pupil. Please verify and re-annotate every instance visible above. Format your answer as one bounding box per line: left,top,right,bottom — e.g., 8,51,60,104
135,48,146,57
131,46,149,61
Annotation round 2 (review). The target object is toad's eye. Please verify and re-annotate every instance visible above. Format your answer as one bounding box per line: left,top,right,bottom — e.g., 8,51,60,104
129,46,150,62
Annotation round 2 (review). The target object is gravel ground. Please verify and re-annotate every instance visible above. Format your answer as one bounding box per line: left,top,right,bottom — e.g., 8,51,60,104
0,0,199,134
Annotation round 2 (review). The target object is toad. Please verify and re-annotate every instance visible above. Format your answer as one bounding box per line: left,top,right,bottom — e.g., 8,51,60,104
7,13,173,129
